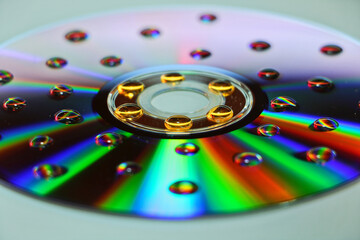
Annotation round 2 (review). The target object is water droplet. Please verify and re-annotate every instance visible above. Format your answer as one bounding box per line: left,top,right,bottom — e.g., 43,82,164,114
206,105,234,123
65,30,88,42
141,28,160,38
250,41,271,51
313,118,339,131
49,84,73,99
117,81,144,99
2,97,26,112
258,68,280,80
46,57,67,69
190,49,211,60
321,45,342,55
115,103,143,121
117,162,142,175
54,109,83,124
0,70,13,85
169,180,198,194
200,14,217,23
33,164,67,179
257,124,280,137
208,80,235,97
270,96,298,112
307,77,333,92
175,143,199,156
165,115,193,131
95,132,123,147
161,73,185,85
306,147,336,165
233,152,263,166
100,56,123,67
29,135,54,150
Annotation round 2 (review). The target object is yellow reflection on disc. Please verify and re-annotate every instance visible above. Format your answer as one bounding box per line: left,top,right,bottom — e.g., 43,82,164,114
117,81,144,99
208,80,235,97
115,103,143,121
164,115,193,131
161,73,185,85
206,105,233,123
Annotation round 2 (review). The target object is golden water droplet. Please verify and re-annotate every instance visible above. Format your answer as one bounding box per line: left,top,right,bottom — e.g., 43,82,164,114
117,81,144,99
115,103,143,121
207,105,233,123
208,80,235,97
161,73,185,85
164,115,193,131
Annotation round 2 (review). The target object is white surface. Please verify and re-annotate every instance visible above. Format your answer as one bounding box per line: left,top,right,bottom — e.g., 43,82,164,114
0,0,360,240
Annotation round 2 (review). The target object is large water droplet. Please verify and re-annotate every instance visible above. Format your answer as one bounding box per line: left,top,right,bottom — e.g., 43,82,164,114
233,152,263,166
117,81,144,99
29,135,54,150
33,164,67,179
250,41,271,51
321,45,342,55
175,143,199,156
95,132,123,147
0,70,13,85
141,28,160,38
161,73,185,85
208,80,235,97
165,115,193,131
257,124,280,137
100,56,123,67
190,49,211,60
117,162,142,175
54,109,83,124
46,57,68,69
313,118,339,131
169,180,198,194
65,30,88,42
206,105,234,123
200,14,217,23
306,146,336,165
115,103,143,121
49,84,73,99
307,77,333,92
270,96,298,112
2,97,27,112
258,68,280,80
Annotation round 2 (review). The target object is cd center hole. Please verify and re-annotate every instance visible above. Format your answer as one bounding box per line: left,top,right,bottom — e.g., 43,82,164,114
151,90,209,114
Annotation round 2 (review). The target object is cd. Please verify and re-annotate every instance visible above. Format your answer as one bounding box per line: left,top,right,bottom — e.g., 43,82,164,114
0,7,359,220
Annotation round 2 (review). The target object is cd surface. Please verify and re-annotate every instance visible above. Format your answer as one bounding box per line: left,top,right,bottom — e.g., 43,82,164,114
0,7,360,220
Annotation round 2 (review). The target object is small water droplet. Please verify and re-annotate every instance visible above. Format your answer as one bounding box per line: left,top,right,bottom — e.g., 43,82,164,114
29,135,53,150
208,80,235,97
117,162,142,175
141,28,160,38
161,73,185,85
306,147,336,165
190,49,211,60
233,152,263,166
115,103,143,121
307,77,333,92
206,105,233,123
165,115,193,131
100,56,123,67
33,164,67,179
117,81,144,99
200,14,217,23
0,70,13,85
175,143,199,156
3,97,27,112
258,68,280,80
313,118,339,131
321,45,342,55
65,30,88,42
46,57,67,69
270,96,298,112
95,132,123,147
49,84,73,99
169,180,198,194
250,41,271,51
54,109,83,124
257,124,280,137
